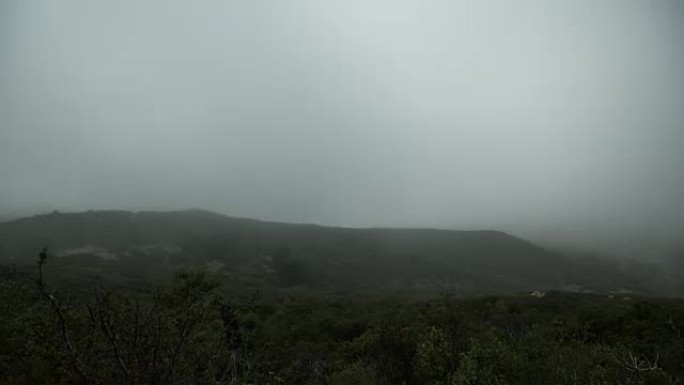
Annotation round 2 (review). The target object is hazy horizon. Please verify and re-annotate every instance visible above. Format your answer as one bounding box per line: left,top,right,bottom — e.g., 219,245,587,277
2,1,683,257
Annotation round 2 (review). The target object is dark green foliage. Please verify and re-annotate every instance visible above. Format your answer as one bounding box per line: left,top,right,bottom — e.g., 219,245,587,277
2,271,684,384
0,269,246,384
2,241,684,385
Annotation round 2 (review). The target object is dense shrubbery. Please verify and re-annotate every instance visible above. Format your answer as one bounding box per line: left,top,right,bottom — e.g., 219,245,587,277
1,263,684,384
0,268,247,384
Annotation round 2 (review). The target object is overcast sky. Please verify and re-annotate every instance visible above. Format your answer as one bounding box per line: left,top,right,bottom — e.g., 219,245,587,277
1,1,683,253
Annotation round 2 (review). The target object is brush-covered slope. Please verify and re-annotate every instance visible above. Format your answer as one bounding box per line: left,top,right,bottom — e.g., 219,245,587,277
0,210,652,295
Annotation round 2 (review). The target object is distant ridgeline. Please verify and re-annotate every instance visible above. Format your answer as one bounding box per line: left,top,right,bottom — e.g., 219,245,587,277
0,209,674,296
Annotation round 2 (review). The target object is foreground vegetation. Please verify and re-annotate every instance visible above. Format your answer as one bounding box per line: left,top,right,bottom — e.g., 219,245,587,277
1,258,684,385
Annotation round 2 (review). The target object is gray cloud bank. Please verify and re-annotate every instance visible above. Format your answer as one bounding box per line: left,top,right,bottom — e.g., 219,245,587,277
1,0,683,256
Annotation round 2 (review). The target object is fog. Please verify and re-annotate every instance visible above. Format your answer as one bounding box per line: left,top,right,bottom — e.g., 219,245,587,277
1,0,683,256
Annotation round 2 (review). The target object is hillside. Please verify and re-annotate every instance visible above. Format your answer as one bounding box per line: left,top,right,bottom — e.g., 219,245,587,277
0,209,663,295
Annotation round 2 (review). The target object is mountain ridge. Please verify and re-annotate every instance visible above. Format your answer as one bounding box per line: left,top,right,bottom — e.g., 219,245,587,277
0,209,661,296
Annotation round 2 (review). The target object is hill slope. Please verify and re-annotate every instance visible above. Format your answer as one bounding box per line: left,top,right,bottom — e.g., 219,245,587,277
0,209,660,295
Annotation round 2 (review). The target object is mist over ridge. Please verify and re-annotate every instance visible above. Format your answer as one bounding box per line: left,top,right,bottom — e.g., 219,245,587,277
1,0,683,258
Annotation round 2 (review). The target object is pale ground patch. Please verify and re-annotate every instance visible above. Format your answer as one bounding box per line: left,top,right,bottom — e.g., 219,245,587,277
206,259,226,273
